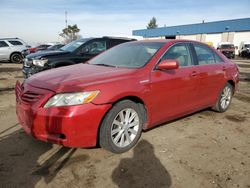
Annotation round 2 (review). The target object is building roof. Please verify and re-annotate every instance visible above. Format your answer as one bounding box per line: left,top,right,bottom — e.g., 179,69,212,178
132,18,250,37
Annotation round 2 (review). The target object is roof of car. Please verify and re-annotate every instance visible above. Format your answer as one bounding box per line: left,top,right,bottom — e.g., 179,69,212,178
76,37,136,42
0,37,21,40
132,39,202,43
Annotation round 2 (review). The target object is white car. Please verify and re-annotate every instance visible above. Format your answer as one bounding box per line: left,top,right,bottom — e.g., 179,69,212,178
239,41,250,57
0,38,28,63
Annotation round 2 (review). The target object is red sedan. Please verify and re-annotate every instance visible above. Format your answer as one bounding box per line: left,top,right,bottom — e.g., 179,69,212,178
15,40,239,153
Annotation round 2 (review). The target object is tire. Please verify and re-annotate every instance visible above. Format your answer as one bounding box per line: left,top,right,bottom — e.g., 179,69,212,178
99,100,144,153
212,83,233,112
10,53,22,63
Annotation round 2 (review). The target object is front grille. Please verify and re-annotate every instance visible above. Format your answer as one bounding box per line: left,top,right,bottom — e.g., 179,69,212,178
15,82,22,102
16,82,42,104
222,51,233,54
21,92,41,103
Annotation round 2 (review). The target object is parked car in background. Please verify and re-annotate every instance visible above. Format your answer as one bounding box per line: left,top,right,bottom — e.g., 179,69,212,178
22,37,136,78
217,43,235,59
22,44,63,57
28,44,51,54
16,40,239,153
39,44,65,52
239,41,250,58
0,38,28,63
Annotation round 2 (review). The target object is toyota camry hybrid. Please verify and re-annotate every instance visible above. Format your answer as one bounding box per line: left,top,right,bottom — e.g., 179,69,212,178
15,40,239,153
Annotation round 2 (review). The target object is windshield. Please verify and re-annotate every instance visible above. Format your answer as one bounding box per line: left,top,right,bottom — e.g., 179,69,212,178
244,44,250,48
61,39,89,52
220,44,234,49
89,42,164,68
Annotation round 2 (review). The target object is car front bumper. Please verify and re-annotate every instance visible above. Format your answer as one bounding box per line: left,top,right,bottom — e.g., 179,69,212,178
15,81,112,148
22,65,48,78
222,51,235,58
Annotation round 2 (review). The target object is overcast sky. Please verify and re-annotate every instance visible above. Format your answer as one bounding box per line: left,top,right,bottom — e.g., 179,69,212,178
0,0,250,45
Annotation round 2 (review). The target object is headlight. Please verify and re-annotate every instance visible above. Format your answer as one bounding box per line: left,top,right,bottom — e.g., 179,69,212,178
33,58,48,67
44,91,100,108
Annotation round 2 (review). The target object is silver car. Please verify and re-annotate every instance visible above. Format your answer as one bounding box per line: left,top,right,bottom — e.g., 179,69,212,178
0,38,28,63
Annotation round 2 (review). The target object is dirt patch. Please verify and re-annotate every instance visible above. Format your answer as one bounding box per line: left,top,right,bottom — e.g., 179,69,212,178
235,93,250,103
225,115,246,122
0,67,21,73
236,63,250,68
0,87,15,92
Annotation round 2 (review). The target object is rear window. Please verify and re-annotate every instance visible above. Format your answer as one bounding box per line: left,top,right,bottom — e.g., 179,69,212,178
0,41,9,47
8,40,23,46
194,44,216,65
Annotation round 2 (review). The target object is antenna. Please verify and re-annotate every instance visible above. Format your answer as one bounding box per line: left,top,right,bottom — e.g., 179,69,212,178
65,11,68,28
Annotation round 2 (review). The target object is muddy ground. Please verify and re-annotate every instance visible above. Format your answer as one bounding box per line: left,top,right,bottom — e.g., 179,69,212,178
0,60,250,188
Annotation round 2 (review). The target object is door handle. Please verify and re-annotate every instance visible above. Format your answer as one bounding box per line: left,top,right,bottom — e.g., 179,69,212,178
222,66,227,71
190,71,198,77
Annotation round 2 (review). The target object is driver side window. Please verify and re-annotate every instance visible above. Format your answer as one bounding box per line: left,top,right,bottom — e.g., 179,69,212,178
82,41,107,55
161,43,192,67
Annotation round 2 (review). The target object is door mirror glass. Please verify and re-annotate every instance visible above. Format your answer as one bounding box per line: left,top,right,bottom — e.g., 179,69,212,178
157,59,179,70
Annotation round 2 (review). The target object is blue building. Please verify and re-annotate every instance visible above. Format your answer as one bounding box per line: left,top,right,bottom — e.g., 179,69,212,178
132,18,250,48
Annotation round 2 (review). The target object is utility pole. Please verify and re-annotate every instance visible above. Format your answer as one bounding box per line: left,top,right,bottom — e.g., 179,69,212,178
65,11,68,28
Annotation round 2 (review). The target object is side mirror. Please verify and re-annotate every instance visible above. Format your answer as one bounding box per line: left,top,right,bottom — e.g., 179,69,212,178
157,59,179,70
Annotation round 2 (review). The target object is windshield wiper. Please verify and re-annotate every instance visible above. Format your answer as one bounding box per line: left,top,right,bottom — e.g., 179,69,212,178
94,63,117,67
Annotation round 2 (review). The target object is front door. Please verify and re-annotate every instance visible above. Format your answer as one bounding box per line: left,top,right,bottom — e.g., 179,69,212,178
0,41,10,60
149,43,200,126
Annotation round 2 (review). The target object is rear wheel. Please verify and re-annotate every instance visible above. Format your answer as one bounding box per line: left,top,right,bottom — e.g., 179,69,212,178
99,100,143,153
10,53,22,63
212,83,233,112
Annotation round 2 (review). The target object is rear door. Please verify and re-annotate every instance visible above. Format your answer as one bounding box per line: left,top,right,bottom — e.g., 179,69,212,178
150,43,200,125
192,43,226,106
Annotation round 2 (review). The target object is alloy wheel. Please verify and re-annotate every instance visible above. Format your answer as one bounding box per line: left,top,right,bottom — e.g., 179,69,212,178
111,108,139,148
220,85,232,110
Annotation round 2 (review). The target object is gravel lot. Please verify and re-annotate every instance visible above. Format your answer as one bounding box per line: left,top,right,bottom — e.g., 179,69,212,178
0,60,250,188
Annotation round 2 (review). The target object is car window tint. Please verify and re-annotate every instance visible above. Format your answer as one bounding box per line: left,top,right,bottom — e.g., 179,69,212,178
214,52,224,63
83,41,107,55
161,43,192,67
8,40,23,46
0,41,9,47
194,44,216,65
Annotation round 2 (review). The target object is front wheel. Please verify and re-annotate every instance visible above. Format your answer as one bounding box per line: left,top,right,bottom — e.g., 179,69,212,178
10,53,22,63
99,100,143,153
212,83,233,112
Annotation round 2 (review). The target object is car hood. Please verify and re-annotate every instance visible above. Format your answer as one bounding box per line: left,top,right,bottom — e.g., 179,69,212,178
26,50,70,59
26,64,137,92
